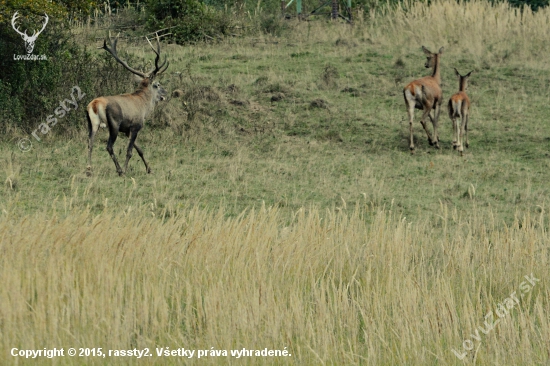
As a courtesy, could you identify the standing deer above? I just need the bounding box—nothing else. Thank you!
[86,33,168,176]
[448,68,473,156]
[403,46,444,153]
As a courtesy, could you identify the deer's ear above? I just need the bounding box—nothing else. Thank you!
[454,68,460,77]
[132,74,143,84]
[438,47,444,54]
[421,46,432,55]
[465,70,473,77]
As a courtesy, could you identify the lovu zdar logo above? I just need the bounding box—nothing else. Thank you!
[11,12,48,60]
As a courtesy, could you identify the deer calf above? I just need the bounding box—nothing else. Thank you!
[403,46,444,153]
[448,68,473,156]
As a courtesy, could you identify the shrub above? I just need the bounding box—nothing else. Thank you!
[145,0,233,43]
[258,13,288,36]
[507,0,549,10]
[0,15,135,134]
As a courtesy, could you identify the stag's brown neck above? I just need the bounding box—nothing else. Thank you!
[133,80,154,107]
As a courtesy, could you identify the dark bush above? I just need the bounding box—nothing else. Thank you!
[145,0,233,43]
[0,22,136,135]
[506,0,548,10]
[0,19,88,131]
[258,13,289,36]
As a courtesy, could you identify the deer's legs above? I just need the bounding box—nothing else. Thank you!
[88,133,95,170]
[458,114,467,156]
[87,130,97,176]
[86,112,100,176]
[419,106,435,147]
[106,131,123,176]
[432,103,441,149]
[455,116,463,154]
[427,111,439,147]
[87,133,96,177]
[123,128,140,174]
[406,100,416,153]
[133,142,151,174]
[451,116,458,149]
[464,114,469,148]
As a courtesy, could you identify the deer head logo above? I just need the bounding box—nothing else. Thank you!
[11,12,49,54]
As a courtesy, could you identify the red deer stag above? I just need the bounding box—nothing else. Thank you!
[86,33,168,176]
[403,46,444,153]
[448,68,473,156]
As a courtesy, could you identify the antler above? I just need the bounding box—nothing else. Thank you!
[11,12,28,38]
[101,32,169,79]
[100,32,148,79]
[145,33,169,78]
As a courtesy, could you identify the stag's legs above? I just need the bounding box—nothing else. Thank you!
[106,130,124,176]
[133,142,152,174]
[87,132,95,176]
[123,128,141,174]
[88,133,95,170]
[86,112,99,176]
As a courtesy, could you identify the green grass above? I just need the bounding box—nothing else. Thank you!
[2,1,550,364]
[4,17,550,223]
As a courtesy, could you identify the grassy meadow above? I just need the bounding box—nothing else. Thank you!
[1,0,550,364]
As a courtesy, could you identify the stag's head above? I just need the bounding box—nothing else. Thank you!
[422,46,444,69]
[101,32,170,102]
[153,81,168,102]
[138,79,168,103]
[11,12,49,54]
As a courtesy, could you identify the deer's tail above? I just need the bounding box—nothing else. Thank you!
[449,99,462,119]
[86,98,108,137]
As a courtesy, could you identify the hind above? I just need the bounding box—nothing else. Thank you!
[447,69,473,155]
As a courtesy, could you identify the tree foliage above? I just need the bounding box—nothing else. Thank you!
[0,0,126,131]
[0,0,96,23]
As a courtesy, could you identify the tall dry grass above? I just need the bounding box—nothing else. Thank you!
[286,0,550,64]
[3,0,550,364]
[385,0,550,65]
[1,202,548,364]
